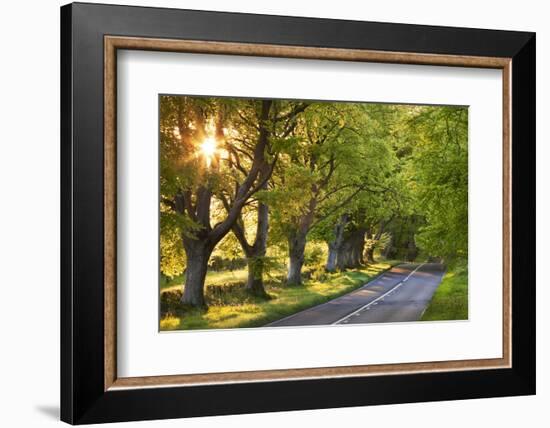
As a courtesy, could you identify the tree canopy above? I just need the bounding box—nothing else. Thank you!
[159,95,468,307]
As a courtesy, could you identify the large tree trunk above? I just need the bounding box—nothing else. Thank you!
[287,229,307,285]
[353,229,366,266]
[241,201,269,296]
[326,214,349,272]
[286,192,316,285]
[247,201,269,295]
[231,160,271,297]
[180,239,212,307]
[338,209,366,269]
[336,239,351,271]
[325,248,338,273]
[169,100,283,309]
[246,256,265,295]
[337,228,366,270]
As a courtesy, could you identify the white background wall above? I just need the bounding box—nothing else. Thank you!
[0,0,546,426]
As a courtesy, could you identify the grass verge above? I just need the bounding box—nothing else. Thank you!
[161,269,251,293]
[420,262,468,321]
[160,261,399,331]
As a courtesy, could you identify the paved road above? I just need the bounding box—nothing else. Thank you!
[267,263,445,327]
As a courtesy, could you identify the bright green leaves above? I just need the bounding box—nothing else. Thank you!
[159,94,469,278]
[406,106,468,260]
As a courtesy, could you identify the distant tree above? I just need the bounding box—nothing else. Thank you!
[317,105,404,271]
[405,106,468,261]
[268,103,392,284]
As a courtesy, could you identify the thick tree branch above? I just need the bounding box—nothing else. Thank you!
[208,100,273,245]
[310,184,388,230]
[275,103,309,122]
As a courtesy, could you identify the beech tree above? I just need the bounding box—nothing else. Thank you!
[222,100,308,296]
[268,103,392,284]
[323,197,397,271]
[396,105,468,261]
[160,96,307,306]
[159,96,468,313]
[319,105,404,272]
[160,97,275,306]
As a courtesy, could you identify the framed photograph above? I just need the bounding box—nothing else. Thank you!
[60,2,535,424]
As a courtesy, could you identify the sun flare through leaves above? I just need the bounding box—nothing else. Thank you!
[200,137,217,167]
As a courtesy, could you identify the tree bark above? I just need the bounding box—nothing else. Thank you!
[286,187,317,285]
[287,229,308,285]
[336,227,366,270]
[349,230,366,267]
[174,101,277,308]
[246,256,265,295]
[248,201,269,295]
[180,239,212,307]
[231,149,271,296]
[233,200,270,297]
[326,214,349,272]
[336,239,351,271]
[326,246,338,272]
[178,185,213,307]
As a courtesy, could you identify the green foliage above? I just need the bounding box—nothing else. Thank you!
[159,224,186,278]
[303,241,326,267]
[159,209,184,278]
[407,107,468,259]
[246,255,281,280]
[212,229,242,262]
[267,102,397,248]
[159,200,203,277]
[421,261,468,320]
[365,231,392,253]
[159,94,469,321]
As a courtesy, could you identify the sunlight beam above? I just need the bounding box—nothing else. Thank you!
[200,137,217,167]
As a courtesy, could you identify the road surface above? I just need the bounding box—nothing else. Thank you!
[267,263,445,327]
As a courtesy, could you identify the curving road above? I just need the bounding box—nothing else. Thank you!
[267,263,445,327]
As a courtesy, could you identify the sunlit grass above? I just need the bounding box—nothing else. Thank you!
[160,261,399,331]
[420,262,468,321]
[159,316,180,330]
[161,270,249,293]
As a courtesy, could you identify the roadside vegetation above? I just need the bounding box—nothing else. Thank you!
[159,95,468,330]
[161,259,399,330]
[421,262,468,321]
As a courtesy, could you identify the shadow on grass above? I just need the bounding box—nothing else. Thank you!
[160,261,397,331]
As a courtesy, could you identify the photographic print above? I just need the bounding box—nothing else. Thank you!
[159,95,468,331]
[62,6,534,422]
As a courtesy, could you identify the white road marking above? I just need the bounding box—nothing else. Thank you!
[265,264,398,327]
[332,263,426,325]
